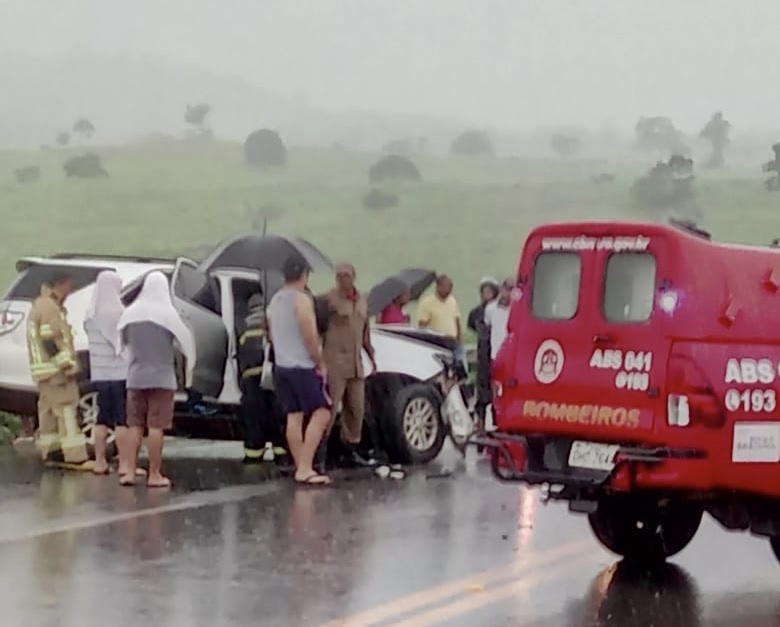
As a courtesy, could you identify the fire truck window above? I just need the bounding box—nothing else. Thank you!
[532,253,581,320]
[603,253,656,322]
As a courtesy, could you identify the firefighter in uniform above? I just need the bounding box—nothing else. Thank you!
[237,293,287,464]
[27,272,90,468]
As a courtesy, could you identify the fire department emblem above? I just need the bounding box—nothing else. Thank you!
[534,339,564,384]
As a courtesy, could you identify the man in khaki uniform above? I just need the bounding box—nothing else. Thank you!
[321,263,377,467]
[27,272,90,468]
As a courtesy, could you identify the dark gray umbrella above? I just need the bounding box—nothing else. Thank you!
[197,234,333,274]
[368,268,436,316]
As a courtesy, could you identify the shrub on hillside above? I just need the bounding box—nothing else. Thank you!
[632,154,695,210]
[244,129,288,167]
[450,130,494,157]
[550,133,581,158]
[63,153,109,179]
[368,154,421,184]
[362,188,399,210]
[14,166,41,183]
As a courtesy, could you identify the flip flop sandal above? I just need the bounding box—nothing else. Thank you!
[92,467,111,476]
[389,469,406,480]
[147,478,172,488]
[119,477,136,487]
[295,474,331,487]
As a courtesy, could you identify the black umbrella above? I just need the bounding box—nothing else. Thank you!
[368,268,436,316]
[197,234,333,274]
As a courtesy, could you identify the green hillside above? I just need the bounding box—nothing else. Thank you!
[0,139,777,312]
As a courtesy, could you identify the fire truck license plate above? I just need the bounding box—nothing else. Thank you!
[568,441,619,471]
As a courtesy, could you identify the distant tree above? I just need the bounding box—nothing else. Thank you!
[56,132,70,147]
[550,134,582,158]
[763,142,780,191]
[632,154,695,213]
[450,130,494,157]
[185,103,211,135]
[362,188,399,210]
[368,154,421,184]
[73,118,95,139]
[244,129,288,167]
[14,166,41,184]
[63,153,108,179]
[699,111,731,169]
[635,117,685,154]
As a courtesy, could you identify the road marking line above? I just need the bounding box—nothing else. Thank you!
[319,539,594,627]
[0,482,280,545]
[386,553,597,627]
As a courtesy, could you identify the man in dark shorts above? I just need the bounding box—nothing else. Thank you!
[267,258,332,486]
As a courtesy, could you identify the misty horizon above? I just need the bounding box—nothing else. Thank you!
[1,0,780,145]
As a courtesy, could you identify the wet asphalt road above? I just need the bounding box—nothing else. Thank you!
[1,441,780,627]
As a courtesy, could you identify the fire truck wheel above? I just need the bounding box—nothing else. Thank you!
[588,498,703,562]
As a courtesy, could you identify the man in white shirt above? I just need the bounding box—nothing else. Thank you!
[484,279,513,360]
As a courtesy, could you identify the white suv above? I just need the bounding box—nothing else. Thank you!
[0,254,472,463]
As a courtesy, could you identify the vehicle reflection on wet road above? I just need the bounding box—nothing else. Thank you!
[1,440,779,626]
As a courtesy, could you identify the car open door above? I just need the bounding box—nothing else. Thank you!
[171,257,228,399]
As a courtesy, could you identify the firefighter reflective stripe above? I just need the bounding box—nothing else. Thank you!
[244,447,263,459]
[273,446,287,456]
[239,329,265,345]
[242,366,262,379]
[38,323,55,339]
[53,350,76,369]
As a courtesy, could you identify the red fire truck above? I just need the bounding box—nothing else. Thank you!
[485,220,780,563]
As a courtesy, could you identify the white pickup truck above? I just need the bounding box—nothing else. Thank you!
[0,253,472,463]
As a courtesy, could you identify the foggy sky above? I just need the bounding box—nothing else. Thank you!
[1,0,777,131]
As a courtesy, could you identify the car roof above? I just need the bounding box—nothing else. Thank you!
[15,255,175,283]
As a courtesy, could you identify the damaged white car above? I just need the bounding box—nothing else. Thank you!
[0,247,473,464]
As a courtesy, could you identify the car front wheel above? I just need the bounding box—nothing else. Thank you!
[382,383,445,465]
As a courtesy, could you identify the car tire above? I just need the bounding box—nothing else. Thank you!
[588,497,703,563]
[382,383,445,465]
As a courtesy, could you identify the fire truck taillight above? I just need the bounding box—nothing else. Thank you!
[667,354,726,428]
[667,394,691,426]
[658,290,679,314]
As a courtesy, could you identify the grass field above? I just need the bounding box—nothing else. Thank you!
[0,138,777,316]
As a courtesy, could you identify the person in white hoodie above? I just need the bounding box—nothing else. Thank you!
[117,271,195,488]
[83,270,136,476]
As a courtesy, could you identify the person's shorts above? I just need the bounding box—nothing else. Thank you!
[126,388,175,430]
[94,380,127,427]
[273,366,331,416]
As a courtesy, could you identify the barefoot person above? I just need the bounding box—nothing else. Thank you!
[117,271,195,488]
[83,270,142,477]
[267,258,332,486]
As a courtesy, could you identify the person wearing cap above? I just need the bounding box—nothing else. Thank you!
[320,262,377,468]
[467,277,500,430]
[484,279,513,361]
[236,292,288,465]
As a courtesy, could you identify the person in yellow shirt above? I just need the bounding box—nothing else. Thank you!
[417,275,465,366]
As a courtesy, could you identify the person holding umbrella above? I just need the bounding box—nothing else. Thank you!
[378,290,410,324]
[467,277,499,431]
